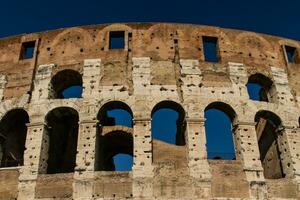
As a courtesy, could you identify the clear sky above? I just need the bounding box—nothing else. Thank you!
[3,0,296,170]
[1,0,300,41]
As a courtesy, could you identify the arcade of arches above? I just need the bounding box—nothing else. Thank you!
[0,100,292,180]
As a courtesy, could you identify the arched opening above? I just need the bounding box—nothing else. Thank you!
[50,69,83,99]
[95,131,133,171]
[97,101,133,127]
[45,107,79,174]
[95,101,133,171]
[246,73,274,102]
[0,109,29,167]
[255,110,285,179]
[204,102,236,160]
[151,100,186,163]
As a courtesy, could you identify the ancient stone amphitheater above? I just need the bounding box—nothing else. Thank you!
[0,22,300,200]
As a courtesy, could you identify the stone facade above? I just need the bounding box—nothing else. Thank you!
[0,23,299,199]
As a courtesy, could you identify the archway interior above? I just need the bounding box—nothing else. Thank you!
[255,111,284,179]
[96,101,133,171]
[151,101,187,164]
[50,70,83,99]
[204,102,236,160]
[0,109,29,167]
[95,131,133,171]
[246,73,273,102]
[46,107,79,174]
[151,101,186,146]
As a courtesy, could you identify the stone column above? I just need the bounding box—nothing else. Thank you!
[185,117,211,198]
[271,67,295,105]
[280,127,300,180]
[228,62,249,99]
[233,121,266,199]
[73,119,97,200]
[186,117,211,180]
[132,118,153,199]
[18,122,47,200]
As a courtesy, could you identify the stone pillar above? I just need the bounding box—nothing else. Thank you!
[18,122,47,200]
[280,127,300,179]
[271,66,295,105]
[73,119,97,200]
[228,62,249,99]
[233,121,266,199]
[31,64,55,102]
[186,118,211,198]
[186,117,211,181]
[132,118,153,199]
[82,59,101,99]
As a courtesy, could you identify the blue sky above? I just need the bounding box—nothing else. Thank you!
[2,0,297,170]
[1,0,300,41]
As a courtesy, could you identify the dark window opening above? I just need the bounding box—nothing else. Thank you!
[95,131,133,171]
[204,102,236,160]
[20,41,35,59]
[0,109,29,168]
[151,101,186,163]
[255,110,284,179]
[50,70,83,99]
[45,107,79,174]
[109,31,125,49]
[202,36,219,62]
[284,45,297,63]
[246,73,273,102]
[95,101,133,171]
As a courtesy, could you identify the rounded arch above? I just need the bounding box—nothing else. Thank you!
[44,106,79,174]
[97,101,133,127]
[204,101,236,160]
[51,27,93,47]
[151,100,186,146]
[50,69,83,99]
[45,106,79,124]
[255,110,282,127]
[0,108,29,167]
[235,32,273,51]
[151,100,186,122]
[247,73,274,102]
[204,101,237,122]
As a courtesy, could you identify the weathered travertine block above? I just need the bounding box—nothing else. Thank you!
[31,64,55,101]
[0,75,7,101]
[132,118,153,178]
[83,59,101,98]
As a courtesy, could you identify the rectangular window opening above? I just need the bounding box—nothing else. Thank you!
[20,41,36,60]
[284,45,297,63]
[202,36,219,62]
[109,31,125,49]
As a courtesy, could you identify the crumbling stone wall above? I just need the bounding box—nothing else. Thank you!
[0,23,299,199]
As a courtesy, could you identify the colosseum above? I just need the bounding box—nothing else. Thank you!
[0,22,300,200]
